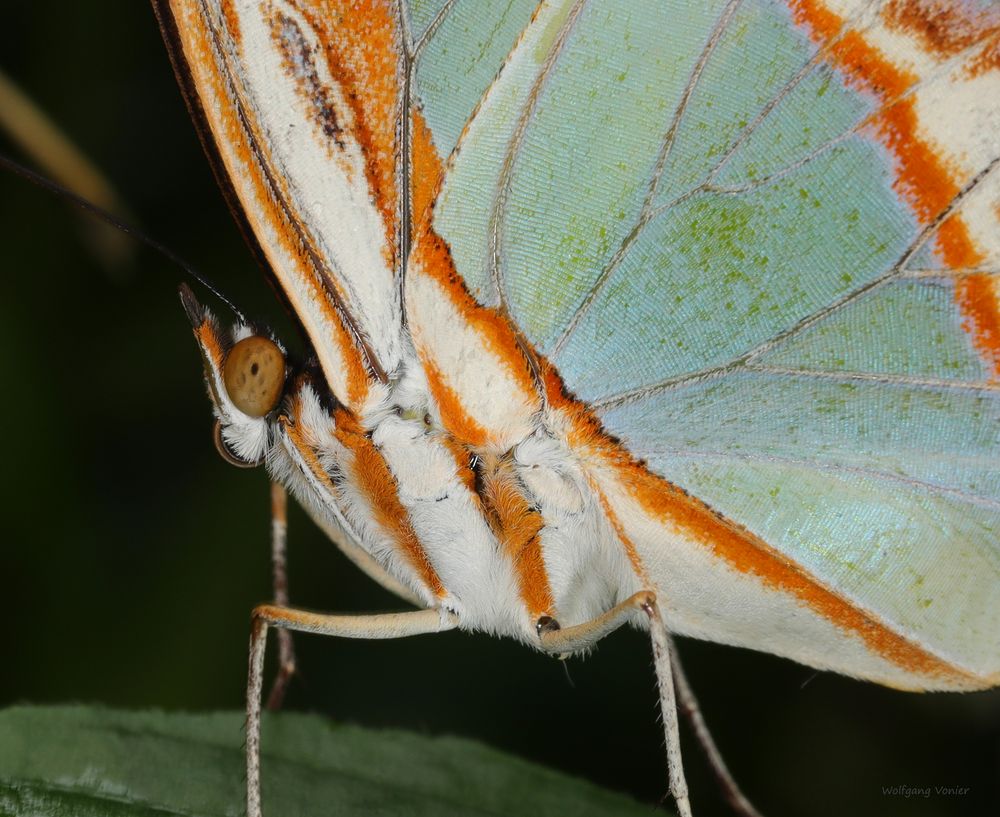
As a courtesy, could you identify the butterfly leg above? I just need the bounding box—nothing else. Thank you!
[246,604,459,817]
[672,650,763,817]
[264,482,295,710]
[538,591,693,817]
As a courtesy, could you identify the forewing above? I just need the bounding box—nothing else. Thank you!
[155,0,420,411]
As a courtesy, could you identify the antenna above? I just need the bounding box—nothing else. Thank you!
[0,153,247,323]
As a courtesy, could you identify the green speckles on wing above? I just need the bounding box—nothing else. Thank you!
[555,137,913,400]
[415,0,539,161]
[758,279,993,380]
[604,370,1000,500]
[433,0,731,339]
[417,0,1000,680]
[716,60,872,187]
[653,0,817,205]
[502,1,730,352]
[651,455,1000,674]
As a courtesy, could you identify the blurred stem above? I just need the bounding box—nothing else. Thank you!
[0,67,134,272]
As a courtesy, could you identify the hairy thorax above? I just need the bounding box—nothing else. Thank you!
[262,351,638,644]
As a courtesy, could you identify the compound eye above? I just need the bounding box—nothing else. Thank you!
[222,336,285,417]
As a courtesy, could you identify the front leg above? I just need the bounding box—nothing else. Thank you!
[246,604,458,817]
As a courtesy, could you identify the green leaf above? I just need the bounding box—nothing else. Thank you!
[0,706,658,816]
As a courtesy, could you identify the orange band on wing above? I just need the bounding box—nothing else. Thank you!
[787,0,1000,377]
[281,1,447,260]
[290,0,400,262]
[220,0,242,47]
[884,0,1000,77]
[413,228,539,395]
[544,365,973,684]
[423,358,492,448]
[411,110,446,231]
[787,0,840,39]
[410,225,541,446]
[957,273,1000,377]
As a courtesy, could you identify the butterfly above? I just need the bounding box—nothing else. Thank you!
[1,4,995,812]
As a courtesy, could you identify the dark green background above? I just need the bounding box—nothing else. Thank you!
[1,3,998,816]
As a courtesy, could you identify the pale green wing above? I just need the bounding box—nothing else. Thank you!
[413,0,1000,682]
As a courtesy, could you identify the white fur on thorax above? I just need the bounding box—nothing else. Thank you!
[203,314,646,645]
[226,343,646,645]
[359,372,651,638]
[277,385,441,609]
[511,429,640,626]
[371,413,528,639]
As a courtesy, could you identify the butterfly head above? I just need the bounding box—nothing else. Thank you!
[179,284,288,468]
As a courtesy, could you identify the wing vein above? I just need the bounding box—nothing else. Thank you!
[705,2,878,185]
[550,0,744,359]
[594,157,1000,408]
[488,0,587,315]
[744,364,1000,392]
[645,0,744,203]
[397,0,415,58]
[200,0,388,381]
[633,448,1000,512]
[902,267,1000,280]
[412,0,463,63]
[396,0,414,301]
[703,33,995,199]
[740,158,1000,364]
[703,131,855,196]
